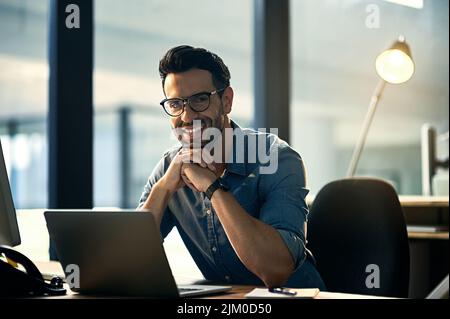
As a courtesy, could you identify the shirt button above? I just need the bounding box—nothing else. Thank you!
[206,209,211,215]
[211,246,217,253]
[225,275,231,282]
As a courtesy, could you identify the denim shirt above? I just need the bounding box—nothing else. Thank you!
[138,121,325,289]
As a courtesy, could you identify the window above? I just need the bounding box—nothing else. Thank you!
[290,0,449,195]
[94,0,253,208]
[94,0,254,277]
[0,0,49,208]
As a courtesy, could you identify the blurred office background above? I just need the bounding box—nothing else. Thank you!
[0,0,448,210]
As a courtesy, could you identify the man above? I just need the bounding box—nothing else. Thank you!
[138,45,325,289]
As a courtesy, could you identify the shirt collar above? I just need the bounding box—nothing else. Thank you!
[225,120,247,176]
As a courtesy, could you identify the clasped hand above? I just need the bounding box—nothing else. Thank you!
[181,148,219,193]
[159,148,219,194]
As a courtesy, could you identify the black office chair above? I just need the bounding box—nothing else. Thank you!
[307,178,410,298]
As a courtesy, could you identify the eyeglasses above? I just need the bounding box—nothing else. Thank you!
[160,88,226,117]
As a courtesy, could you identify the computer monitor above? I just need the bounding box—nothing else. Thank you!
[421,124,449,195]
[0,138,21,246]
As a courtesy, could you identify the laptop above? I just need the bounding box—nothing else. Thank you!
[426,275,449,299]
[44,210,231,298]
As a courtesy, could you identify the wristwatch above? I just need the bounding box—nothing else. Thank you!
[204,178,229,200]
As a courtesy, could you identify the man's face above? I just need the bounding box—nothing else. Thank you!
[163,68,233,147]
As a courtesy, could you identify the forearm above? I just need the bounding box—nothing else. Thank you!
[211,190,295,287]
[140,181,172,229]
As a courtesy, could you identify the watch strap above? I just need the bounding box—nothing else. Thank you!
[205,179,228,200]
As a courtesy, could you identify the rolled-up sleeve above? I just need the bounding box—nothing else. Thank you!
[258,147,309,270]
[137,154,175,240]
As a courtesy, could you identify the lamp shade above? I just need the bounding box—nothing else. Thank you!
[375,36,415,84]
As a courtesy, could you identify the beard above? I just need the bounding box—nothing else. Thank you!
[173,103,225,149]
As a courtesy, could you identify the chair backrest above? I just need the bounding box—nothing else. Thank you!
[307,178,410,298]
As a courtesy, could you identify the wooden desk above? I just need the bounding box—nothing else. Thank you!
[398,196,449,208]
[305,195,449,206]
[397,197,448,298]
[21,196,449,299]
[400,196,448,239]
[204,285,395,299]
[304,195,448,298]
[408,231,449,240]
[305,195,449,240]
[34,262,394,299]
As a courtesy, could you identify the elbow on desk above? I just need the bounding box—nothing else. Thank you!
[259,269,293,289]
[254,262,294,288]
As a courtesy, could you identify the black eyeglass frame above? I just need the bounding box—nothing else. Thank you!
[160,87,227,117]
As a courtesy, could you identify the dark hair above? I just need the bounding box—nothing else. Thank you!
[159,45,231,94]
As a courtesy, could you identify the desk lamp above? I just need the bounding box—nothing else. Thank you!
[347,36,415,177]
